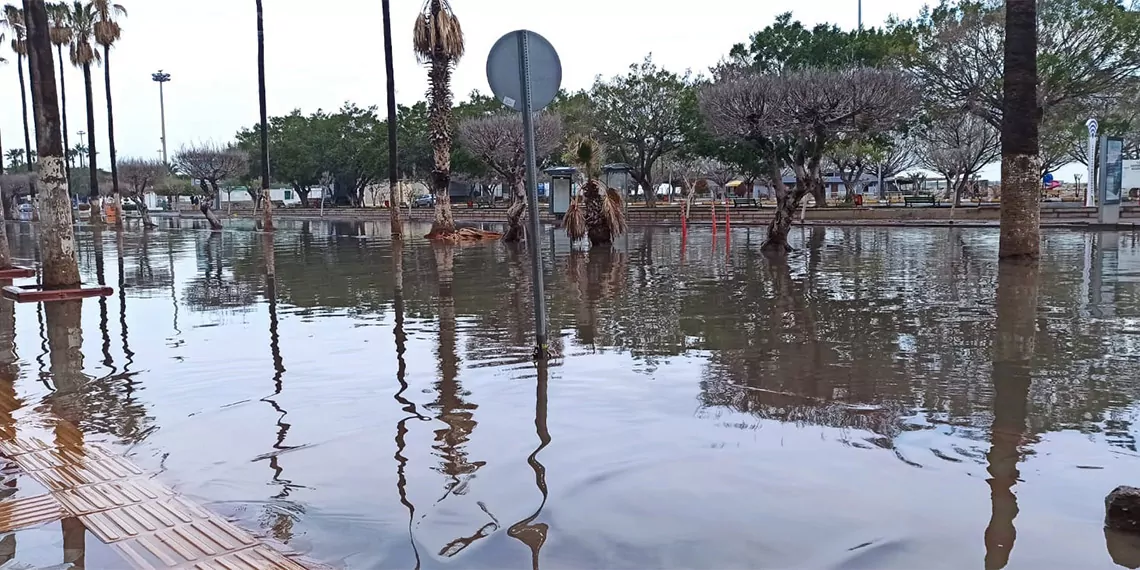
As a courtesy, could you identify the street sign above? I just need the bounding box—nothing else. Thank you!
[486,30,562,112]
[485,30,563,359]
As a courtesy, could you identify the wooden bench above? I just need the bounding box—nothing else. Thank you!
[475,197,495,208]
[903,195,938,207]
[732,198,759,208]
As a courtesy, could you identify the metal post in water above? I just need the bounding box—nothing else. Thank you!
[517,30,549,359]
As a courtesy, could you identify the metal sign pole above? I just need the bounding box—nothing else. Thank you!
[517,30,549,358]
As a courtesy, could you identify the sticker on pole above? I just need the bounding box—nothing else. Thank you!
[486,30,562,113]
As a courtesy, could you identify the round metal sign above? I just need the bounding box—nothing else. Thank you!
[486,30,562,112]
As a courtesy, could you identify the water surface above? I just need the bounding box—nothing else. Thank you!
[2,220,1140,569]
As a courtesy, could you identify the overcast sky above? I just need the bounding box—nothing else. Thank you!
[2,0,1076,181]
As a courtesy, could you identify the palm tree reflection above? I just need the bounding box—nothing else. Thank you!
[256,234,303,542]
[984,260,1038,569]
[429,243,491,557]
[391,238,427,569]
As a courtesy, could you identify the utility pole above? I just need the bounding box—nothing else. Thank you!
[858,0,863,30]
[151,70,170,164]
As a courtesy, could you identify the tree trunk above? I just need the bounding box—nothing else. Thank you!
[502,177,526,243]
[81,62,100,223]
[55,44,70,183]
[425,23,456,238]
[382,0,402,238]
[200,180,223,230]
[17,54,33,172]
[0,196,10,269]
[296,185,309,207]
[133,197,156,228]
[763,166,800,253]
[103,45,121,229]
[999,0,1041,259]
[24,0,80,288]
[641,172,656,208]
[255,0,274,232]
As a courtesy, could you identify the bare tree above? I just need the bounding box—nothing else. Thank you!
[457,112,562,242]
[118,157,167,228]
[172,143,249,230]
[866,134,919,195]
[918,112,1000,207]
[700,68,917,251]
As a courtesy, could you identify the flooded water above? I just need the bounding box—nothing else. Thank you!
[2,220,1140,569]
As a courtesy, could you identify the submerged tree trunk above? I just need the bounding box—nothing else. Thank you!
[133,197,156,228]
[382,0,403,239]
[199,180,223,230]
[17,54,33,172]
[103,45,121,229]
[255,0,274,232]
[426,38,456,238]
[762,167,802,252]
[998,0,1041,259]
[81,62,100,225]
[25,0,81,288]
[0,200,10,269]
[583,180,611,247]
[502,177,526,243]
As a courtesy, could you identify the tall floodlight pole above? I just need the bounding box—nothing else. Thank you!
[152,70,171,164]
[858,0,863,30]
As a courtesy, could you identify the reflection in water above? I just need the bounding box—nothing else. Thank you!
[430,243,493,558]
[507,361,551,570]
[94,229,115,371]
[391,238,426,569]
[44,301,88,568]
[985,261,1038,569]
[1,223,1138,569]
[257,233,303,542]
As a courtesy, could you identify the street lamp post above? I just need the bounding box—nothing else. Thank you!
[76,131,86,168]
[152,70,171,164]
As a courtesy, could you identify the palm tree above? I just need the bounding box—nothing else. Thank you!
[1,4,33,172]
[91,0,126,227]
[68,1,100,217]
[413,0,463,238]
[382,0,402,238]
[255,0,273,231]
[47,2,72,182]
[998,0,1040,259]
[0,31,5,176]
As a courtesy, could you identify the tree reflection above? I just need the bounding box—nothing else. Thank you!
[428,243,491,557]
[391,238,427,569]
[184,233,259,313]
[984,260,1039,569]
[255,233,304,543]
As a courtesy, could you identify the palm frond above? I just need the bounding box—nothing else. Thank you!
[413,0,464,63]
[563,134,603,180]
[563,197,586,241]
[602,186,627,236]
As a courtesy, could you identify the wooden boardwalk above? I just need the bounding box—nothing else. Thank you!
[0,428,320,569]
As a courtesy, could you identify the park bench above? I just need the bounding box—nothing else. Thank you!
[903,195,938,207]
[475,196,495,208]
[732,198,759,208]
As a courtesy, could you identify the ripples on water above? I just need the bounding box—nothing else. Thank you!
[2,220,1140,569]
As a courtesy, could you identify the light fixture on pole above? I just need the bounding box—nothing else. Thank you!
[152,70,172,164]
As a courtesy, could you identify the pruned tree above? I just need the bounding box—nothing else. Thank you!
[917,112,1000,207]
[591,55,693,207]
[172,143,249,230]
[700,68,917,251]
[866,133,919,188]
[118,157,167,228]
[457,112,563,242]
